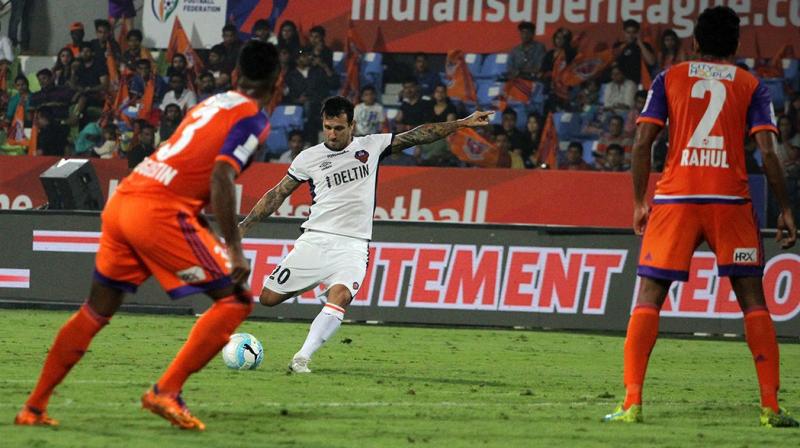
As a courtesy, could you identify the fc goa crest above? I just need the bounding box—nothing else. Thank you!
[354,150,369,164]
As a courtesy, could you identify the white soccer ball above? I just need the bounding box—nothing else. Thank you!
[222,333,264,370]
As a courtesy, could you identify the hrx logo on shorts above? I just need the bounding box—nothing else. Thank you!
[733,248,757,264]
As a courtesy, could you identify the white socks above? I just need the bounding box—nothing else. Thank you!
[297,303,345,360]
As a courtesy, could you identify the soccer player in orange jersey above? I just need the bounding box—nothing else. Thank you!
[15,41,280,431]
[603,7,798,427]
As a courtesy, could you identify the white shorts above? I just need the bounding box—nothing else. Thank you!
[263,230,369,298]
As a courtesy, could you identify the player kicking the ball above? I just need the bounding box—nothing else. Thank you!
[15,41,279,430]
[239,96,491,373]
[603,7,798,427]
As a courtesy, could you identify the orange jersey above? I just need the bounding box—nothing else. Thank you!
[117,90,270,212]
[637,61,777,204]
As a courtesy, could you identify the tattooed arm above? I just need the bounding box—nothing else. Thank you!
[390,110,493,153]
[238,175,303,236]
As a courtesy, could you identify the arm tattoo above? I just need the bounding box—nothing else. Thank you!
[391,121,461,152]
[239,176,302,232]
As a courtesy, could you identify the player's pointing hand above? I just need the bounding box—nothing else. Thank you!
[458,111,493,128]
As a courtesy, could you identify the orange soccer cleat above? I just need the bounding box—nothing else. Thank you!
[141,386,206,431]
[14,406,59,427]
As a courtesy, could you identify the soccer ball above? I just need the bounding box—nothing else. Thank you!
[222,333,264,370]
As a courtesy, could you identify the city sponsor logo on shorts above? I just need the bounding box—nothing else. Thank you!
[733,248,758,264]
[680,148,730,168]
[354,150,369,164]
[327,150,349,158]
[688,62,736,81]
[176,266,207,283]
[325,165,370,188]
[319,161,333,171]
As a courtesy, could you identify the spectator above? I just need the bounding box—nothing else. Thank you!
[778,115,800,163]
[520,112,542,168]
[93,124,119,159]
[493,108,526,153]
[507,21,546,80]
[196,71,217,102]
[33,107,66,156]
[166,53,190,82]
[541,27,576,80]
[206,45,227,77]
[787,93,800,131]
[53,48,75,86]
[8,0,32,51]
[251,19,277,45]
[559,141,593,170]
[65,22,86,57]
[130,58,167,104]
[159,103,182,142]
[70,43,109,123]
[0,23,14,63]
[595,115,633,167]
[5,75,30,125]
[490,131,513,168]
[160,74,197,112]
[109,0,136,32]
[89,19,121,65]
[396,78,434,131]
[431,84,457,123]
[624,90,648,138]
[612,19,655,85]
[216,24,243,74]
[126,123,156,168]
[277,21,301,62]
[75,121,102,156]
[278,46,294,72]
[122,29,152,75]
[285,48,339,142]
[305,25,333,71]
[602,65,637,114]
[598,144,629,172]
[658,29,687,70]
[413,54,439,97]
[31,68,73,125]
[273,130,305,163]
[353,85,385,136]
[382,149,417,166]
[784,145,800,220]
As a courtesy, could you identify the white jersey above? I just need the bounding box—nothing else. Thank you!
[287,133,393,240]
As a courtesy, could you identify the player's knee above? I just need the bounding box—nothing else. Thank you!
[327,285,353,308]
[259,288,284,307]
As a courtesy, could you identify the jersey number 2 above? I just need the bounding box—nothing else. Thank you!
[688,79,726,150]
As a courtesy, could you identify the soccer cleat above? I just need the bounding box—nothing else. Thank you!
[602,403,643,423]
[288,353,311,373]
[760,407,800,428]
[141,386,206,431]
[14,406,59,427]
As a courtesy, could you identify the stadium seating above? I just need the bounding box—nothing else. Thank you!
[265,127,288,155]
[552,112,583,141]
[464,53,483,78]
[385,107,400,132]
[581,140,599,164]
[762,78,785,112]
[477,53,508,80]
[361,52,383,92]
[476,81,503,108]
[269,105,304,131]
[783,58,800,90]
[332,51,345,74]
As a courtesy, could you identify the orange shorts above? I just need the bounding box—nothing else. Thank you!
[94,191,235,299]
[638,202,763,281]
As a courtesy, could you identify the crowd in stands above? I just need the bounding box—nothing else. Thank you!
[0,8,798,217]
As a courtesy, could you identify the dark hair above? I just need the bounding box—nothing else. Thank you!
[14,74,28,84]
[78,42,93,52]
[635,90,648,100]
[567,141,583,152]
[360,85,376,95]
[164,103,182,113]
[278,20,300,50]
[517,21,535,33]
[37,68,53,78]
[527,111,542,121]
[210,45,226,56]
[414,53,427,60]
[237,40,280,86]
[199,71,215,81]
[139,122,155,132]
[172,53,187,63]
[222,24,238,34]
[502,108,517,118]
[94,19,111,31]
[136,58,151,68]
[288,129,304,140]
[102,124,118,134]
[402,77,419,86]
[169,74,185,83]
[694,6,740,58]
[606,143,624,154]
[622,19,640,31]
[126,29,143,42]
[253,19,270,32]
[659,29,680,55]
[609,115,624,125]
[321,96,355,123]
[309,25,326,37]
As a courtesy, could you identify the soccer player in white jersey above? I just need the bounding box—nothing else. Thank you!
[239,96,491,372]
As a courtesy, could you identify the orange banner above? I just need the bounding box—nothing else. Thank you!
[444,50,477,104]
[165,17,205,75]
[448,128,499,167]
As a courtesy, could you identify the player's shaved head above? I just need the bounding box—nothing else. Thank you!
[694,6,740,58]
[236,40,280,96]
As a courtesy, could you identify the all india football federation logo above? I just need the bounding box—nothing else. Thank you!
[354,150,369,164]
[152,0,179,22]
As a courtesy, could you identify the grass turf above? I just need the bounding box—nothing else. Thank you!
[0,309,798,447]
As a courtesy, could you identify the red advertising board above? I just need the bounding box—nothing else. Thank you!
[253,0,799,57]
[0,155,656,228]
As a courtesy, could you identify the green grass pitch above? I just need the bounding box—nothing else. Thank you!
[0,309,798,447]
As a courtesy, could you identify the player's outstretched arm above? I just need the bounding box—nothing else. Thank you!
[755,131,797,249]
[211,162,250,285]
[238,175,303,236]
[390,110,493,153]
[630,122,662,235]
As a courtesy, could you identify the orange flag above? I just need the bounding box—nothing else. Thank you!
[106,49,120,91]
[0,65,7,91]
[537,112,559,169]
[6,99,27,146]
[27,112,38,155]
[138,75,155,122]
[448,128,500,168]
[340,23,366,104]
[559,48,614,88]
[118,20,129,54]
[166,17,205,75]
[445,50,477,103]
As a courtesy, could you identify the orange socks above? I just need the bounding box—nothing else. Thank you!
[26,303,110,411]
[623,304,660,409]
[744,307,780,412]
[157,296,253,395]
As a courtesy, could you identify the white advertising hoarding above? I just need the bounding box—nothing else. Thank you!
[143,0,227,49]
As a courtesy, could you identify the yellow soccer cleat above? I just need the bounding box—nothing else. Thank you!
[141,386,206,431]
[602,403,643,423]
[760,407,800,428]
